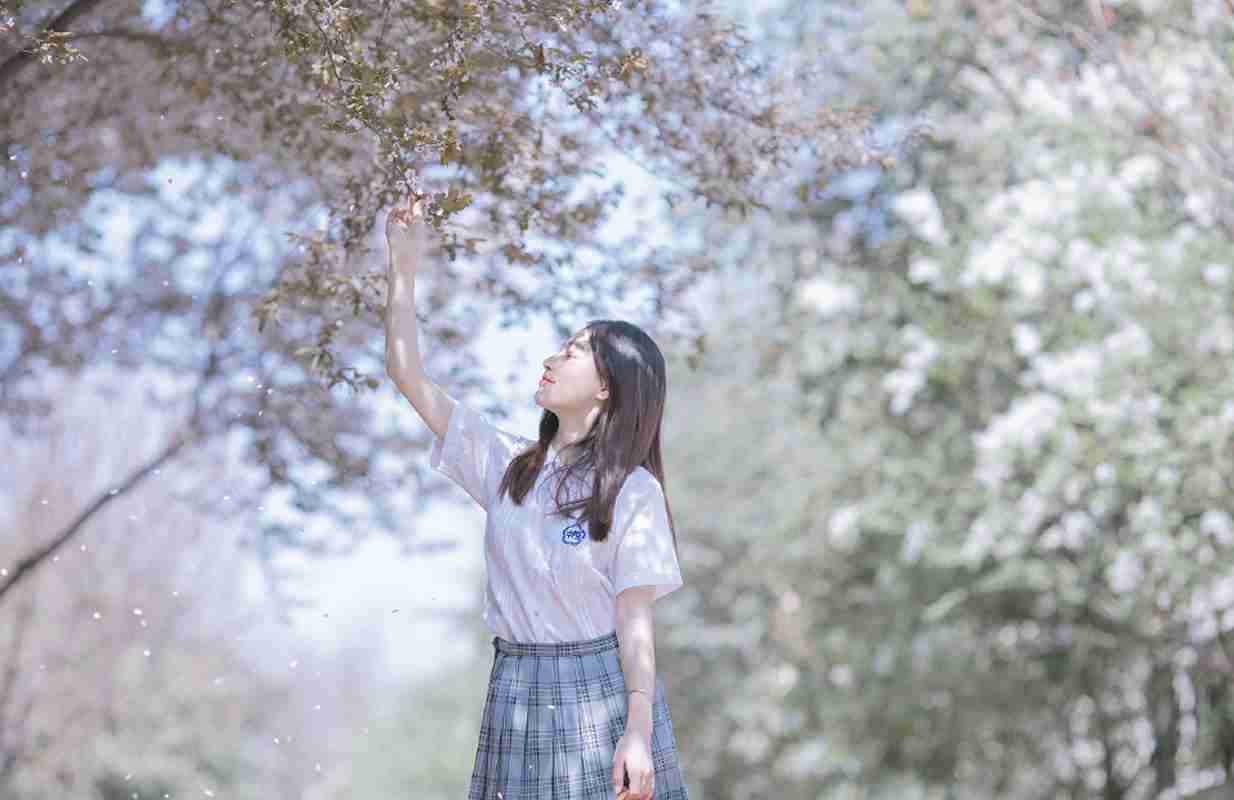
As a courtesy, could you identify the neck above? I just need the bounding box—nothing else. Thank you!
[549,431,589,466]
[551,412,596,457]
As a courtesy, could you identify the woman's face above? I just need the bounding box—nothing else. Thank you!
[536,329,607,412]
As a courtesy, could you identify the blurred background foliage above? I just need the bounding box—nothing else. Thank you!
[656,1,1234,798]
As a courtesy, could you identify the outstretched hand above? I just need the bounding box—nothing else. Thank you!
[385,192,426,249]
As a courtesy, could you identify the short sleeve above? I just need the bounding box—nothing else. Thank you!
[610,470,684,602]
[429,393,529,512]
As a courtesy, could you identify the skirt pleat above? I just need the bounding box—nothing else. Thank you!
[512,652,534,795]
[467,630,690,800]
[576,650,611,798]
[550,653,578,800]
[530,653,554,795]
[477,653,502,797]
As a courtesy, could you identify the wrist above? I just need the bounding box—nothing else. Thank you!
[626,690,652,714]
[625,702,652,736]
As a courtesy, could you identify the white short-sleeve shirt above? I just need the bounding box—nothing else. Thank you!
[429,392,684,643]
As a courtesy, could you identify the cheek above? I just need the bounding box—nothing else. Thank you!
[566,371,597,394]
[559,365,601,395]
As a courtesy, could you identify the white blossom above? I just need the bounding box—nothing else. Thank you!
[973,392,1064,488]
[827,504,862,552]
[1107,551,1143,594]
[1029,345,1103,399]
[1012,323,1042,357]
[795,276,860,318]
[890,187,949,247]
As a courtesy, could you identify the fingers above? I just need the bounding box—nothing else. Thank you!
[612,758,624,797]
[618,769,651,800]
[637,770,654,800]
[390,198,417,227]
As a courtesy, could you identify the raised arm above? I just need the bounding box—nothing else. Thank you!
[383,195,453,441]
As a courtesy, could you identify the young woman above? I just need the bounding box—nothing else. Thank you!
[383,194,689,800]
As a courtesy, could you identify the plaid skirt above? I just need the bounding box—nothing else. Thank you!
[468,629,689,800]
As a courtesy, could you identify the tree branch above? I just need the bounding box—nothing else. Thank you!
[0,425,197,606]
[0,0,109,89]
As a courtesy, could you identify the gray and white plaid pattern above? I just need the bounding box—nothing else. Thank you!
[468,630,690,800]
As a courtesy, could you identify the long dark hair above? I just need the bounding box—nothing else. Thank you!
[495,319,677,550]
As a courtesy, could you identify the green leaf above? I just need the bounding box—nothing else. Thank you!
[921,588,968,623]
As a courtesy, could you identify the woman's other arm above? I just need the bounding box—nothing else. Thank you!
[383,195,453,441]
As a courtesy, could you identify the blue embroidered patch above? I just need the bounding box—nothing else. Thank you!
[561,520,586,546]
